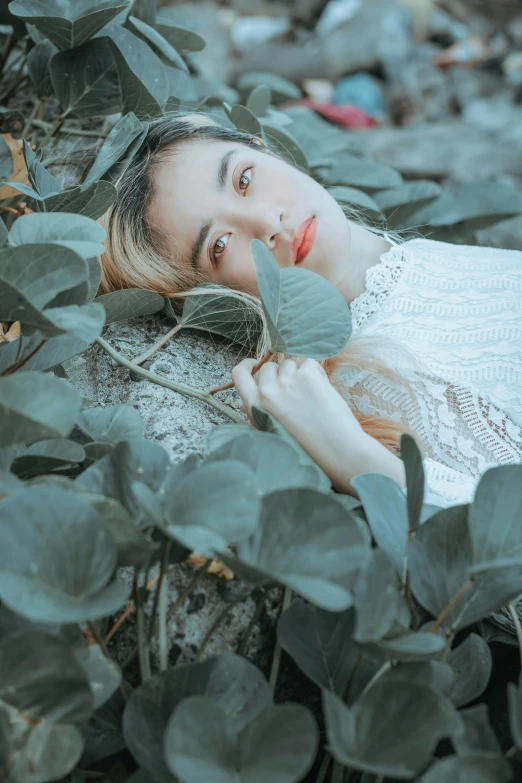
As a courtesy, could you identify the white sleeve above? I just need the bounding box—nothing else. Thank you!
[405,457,479,509]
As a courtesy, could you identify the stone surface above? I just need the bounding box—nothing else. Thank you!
[74,316,291,679]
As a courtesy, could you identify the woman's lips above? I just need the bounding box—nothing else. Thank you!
[293,216,317,264]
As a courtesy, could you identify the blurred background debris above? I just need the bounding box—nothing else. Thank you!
[152,0,522,246]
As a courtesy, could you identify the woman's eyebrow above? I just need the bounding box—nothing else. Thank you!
[190,149,239,270]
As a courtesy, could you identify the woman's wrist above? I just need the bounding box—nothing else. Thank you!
[323,428,407,498]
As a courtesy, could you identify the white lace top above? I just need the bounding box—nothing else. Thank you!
[340,237,522,508]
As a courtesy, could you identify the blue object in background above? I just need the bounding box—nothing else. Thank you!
[333,72,388,117]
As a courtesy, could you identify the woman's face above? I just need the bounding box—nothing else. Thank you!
[148,138,355,297]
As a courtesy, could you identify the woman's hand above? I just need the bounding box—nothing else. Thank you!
[231,357,405,496]
[232,357,406,496]
[232,357,362,438]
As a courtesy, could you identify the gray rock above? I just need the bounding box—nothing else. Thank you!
[74,317,288,675]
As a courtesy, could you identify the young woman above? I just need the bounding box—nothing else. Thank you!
[98,111,522,511]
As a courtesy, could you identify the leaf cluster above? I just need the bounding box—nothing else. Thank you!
[0,3,522,781]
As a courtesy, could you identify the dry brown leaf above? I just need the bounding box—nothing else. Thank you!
[0,133,31,201]
[187,552,235,581]
[0,321,21,342]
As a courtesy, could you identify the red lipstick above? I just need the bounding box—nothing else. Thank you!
[292,216,317,264]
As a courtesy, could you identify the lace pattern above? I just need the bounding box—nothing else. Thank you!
[342,237,522,508]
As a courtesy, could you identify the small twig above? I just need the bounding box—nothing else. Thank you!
[508,601,522,670]
[30,118,110,139]
[268,587,293,692]
[208,350,274,395]
[429,578,474,634]
[195,587,253,663]
[132,322,184,366]
[505,744,518,758]
[97,336,244,423]
[0,339,46,376]
[105,571,161,645]
[0,73,29,104]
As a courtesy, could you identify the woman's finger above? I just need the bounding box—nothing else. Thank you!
[232,358,259,401]
[258,361,279,384]
[279,358,297,381]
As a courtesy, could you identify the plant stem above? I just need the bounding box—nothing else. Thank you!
[508,602,522,670]
[0,73,29,103]
[96,336,244,423]
[167,558,213,620]
[136,574,152,682]
[105,571,161,644]
[208,350,274,395]
[148,543,172,641]
[0,339,46,376]
[359,661,392,699]
[238,589,265,656]
[21,100,42,138]
[505,744,518,758]
[315,751,332,783]
[158,570,168,672]
[132,322,184,366]
[37,115,65,151]
[30,118,110,139]
[268,586,292,692]
[429,578,474,634]
[195,587,253,663]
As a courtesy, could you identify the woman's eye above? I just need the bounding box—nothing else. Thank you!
[239,166,252,194]
[211,166,253,265]
[212,234,228,264]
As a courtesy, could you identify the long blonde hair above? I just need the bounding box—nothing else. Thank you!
[97,110,426,456]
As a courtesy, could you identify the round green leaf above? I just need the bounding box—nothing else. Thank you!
[96,288,164,323]
[237,72,301,103]
[180,285,262,350]
[75,643,122,710]
[123,653,272,783]
[44,180,117,218]
[103,23,168,119]
[226,104,262,136]
[375,181,442,226]
[11,438,85,479]
[246,84,271,117]
[322,153,402,192]
[324,680,462,778]
[27,39,57,98]
[165,697,318,783]
[162,459,260,556]
[469,464,522,571]
[420,753,512,782]
[447,633,492,708]
[77,403,144,445]
[204,430,329,495]
[128,16,188,72]
[0,371,82,448]
[84,112,145,185]
[351,473,408,576]
[8,0,132,51]
[8,211,106,256]
[77,439,170,524]
[224,488,370,611]
[260,122,308,171]
[251,239,352,359]
[0,133,13,182]
[0,485,129,623]
[277,601,378,699]
[49,38,121,118]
